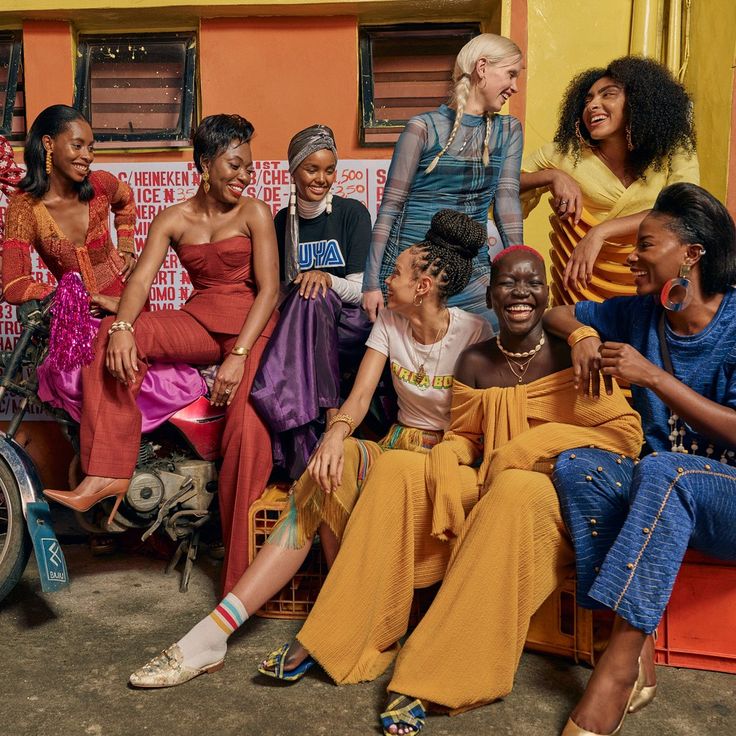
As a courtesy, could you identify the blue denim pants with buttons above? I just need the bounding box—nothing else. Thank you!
[553,449,736,634]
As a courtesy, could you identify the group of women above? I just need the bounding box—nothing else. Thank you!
[1,28,733,736]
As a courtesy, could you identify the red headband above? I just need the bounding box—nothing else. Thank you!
[492,244,545,265]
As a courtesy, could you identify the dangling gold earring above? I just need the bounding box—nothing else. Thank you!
[575,120,594,149]
[625,124,634,152]
[413,293,423,307]
[325,190,333,215]
[45,149,53,175]
[202,170,210,194]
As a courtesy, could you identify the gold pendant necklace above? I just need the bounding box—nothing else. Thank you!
[409,311,449,387]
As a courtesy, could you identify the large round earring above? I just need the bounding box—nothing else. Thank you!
[325,190,333,215]
[575,120,594,149]
[478,76,487,90]
[202,170,211,194]
[45,149,52,175]
[289,182,297,216]
[413,293,423,307]
[660,261,694,312]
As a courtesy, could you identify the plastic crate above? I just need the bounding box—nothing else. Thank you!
[248,484,326,619]
[655,550,736,673]
[525,576,613,666]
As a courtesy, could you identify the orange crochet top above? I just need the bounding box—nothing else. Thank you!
[1,170,135,304]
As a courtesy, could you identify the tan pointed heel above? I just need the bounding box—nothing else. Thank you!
[44,478,129,526]
[561,657,645,736]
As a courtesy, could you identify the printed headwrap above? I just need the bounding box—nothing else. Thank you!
[284,124,338,283]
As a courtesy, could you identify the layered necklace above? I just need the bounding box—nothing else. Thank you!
[408,310,450,389]
[496,333,545,384]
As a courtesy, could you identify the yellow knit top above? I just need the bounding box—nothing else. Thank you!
[426,368,643,540]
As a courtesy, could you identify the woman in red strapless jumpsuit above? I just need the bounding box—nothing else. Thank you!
[44,114,280,592]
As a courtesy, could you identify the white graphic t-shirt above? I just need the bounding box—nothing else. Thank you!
[365,307,493,431]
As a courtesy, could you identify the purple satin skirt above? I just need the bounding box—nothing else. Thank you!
[37,318,207,432]
[251,287,371,479]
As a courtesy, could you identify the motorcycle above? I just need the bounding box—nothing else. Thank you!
[0,296,225,603]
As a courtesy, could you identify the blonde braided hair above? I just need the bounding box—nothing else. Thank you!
[425,33,521,175]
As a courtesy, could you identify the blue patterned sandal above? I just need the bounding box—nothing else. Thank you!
[257,642,315,682]
[380,695,426,735]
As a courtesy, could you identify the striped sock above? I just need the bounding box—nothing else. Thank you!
[210,593,247,635]
[177,593,249,670]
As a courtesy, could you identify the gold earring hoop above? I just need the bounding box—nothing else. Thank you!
[575,120,594,149]
[45,149,53,175]
[413,293,423,307]
[202,170,210,194]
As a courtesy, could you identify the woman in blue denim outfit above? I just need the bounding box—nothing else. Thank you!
[545,183,736,736]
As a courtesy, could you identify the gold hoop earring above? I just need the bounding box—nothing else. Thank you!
[413,293,423,307]
[45,149,52,175]
[478,76,487,90]
[575,120,594,149]
[625,124,634,152]
[202,170,210,194]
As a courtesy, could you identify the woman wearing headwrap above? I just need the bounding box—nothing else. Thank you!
[251,125,373,479]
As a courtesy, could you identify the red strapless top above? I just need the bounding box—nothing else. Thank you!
[175,236,277,336]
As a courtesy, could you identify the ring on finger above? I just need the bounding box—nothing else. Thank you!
[224,388,232,394]
[560,200,568,206]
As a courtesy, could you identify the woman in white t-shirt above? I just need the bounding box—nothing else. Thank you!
[129,209,491,689]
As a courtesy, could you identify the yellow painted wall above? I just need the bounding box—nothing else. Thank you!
[522,0,635,252]
[685,0,736,203]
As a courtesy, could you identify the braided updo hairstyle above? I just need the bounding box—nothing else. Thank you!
[410,209,486,303]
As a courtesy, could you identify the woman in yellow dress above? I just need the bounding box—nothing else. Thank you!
[521,56,698,303]
[257,246,643,735]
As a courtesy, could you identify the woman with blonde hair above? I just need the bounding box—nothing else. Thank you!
[362,33,525,324]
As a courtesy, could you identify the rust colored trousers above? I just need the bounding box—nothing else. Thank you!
[80,310,273,592]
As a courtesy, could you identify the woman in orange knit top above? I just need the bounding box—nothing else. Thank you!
[1,105,204,428]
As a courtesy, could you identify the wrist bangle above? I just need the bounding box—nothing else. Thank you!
[328,413,356,437]
[230,346,250,357]
[567,326,600,348]
[108,321,134,335]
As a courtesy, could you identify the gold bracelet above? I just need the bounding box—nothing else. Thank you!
[107,321,135,335]
[230,346,250,357]
[567,326,600,348]
[328,413,356,436]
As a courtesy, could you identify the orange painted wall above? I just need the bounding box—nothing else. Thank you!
[21,20,75,126]
[200,16,393,160]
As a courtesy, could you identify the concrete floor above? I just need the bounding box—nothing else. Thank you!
[1,543,735,736]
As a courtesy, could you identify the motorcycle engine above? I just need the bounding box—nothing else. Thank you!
[126,460,216,514]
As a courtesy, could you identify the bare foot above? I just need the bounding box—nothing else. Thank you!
[260,640,309,673]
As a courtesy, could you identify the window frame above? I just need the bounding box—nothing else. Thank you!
[358,22,480,147]
[0,30,23,141]
[73,31,197,145]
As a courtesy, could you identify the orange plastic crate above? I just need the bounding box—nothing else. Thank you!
[655,550,736,673]
[525,576,612,666]
[248,485,326,620]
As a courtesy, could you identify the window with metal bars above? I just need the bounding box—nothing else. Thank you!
[359,23,479,146]
[74,32,196,146]
[0,31,25,141]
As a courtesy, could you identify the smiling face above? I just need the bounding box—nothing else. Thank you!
[203,140,254,203]
[44,119,95,184]
[628,212,697,296]
[582,76,627,142]
[489,251,548,338]
[293,149,337,202]
[385,248,432,314]
[476,56,523,113]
